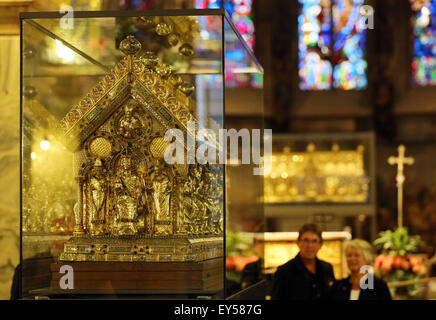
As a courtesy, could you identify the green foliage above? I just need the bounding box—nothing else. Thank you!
[226,270,242,284]
[226,231,256,287]
[373,227,424,256]
[373,228,426,299]
[226,230,254,256]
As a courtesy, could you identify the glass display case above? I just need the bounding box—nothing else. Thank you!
[20,9,264,299]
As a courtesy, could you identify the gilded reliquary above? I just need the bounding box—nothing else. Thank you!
[56,35,223,263]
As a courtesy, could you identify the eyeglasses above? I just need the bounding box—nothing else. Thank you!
[300,239,321,245]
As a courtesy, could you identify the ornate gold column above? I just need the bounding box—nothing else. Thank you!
[73,176,85,235]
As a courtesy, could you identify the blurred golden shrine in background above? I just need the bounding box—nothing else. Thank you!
[264,143,369,203]
[255,232,351,279]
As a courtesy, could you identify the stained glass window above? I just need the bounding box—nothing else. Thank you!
[332,0,367,89]
[196,0,255,49]
[120,0,152,10]
[223,0,255,51]
[298,0,333,90]
[195,0,221,9]
[195,0,261,87]
[410,0,436,86]
[298,0,368,90]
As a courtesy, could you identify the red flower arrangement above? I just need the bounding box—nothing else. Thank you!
[373,227,427,298]
[374,253,423,277]
[226,255,259,272]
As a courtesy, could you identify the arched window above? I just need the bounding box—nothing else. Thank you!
[410,0,436,86]
[298,0,368,90]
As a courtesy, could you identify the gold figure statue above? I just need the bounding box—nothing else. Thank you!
[180,178,196,234]
[88,159,108,235]
[151,163,173,235]
[117,105,144,140]
[56,35,223,263]
[113,155,144,235]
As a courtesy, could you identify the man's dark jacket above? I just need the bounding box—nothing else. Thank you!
[329,276,392,300]
[271,253,335,300]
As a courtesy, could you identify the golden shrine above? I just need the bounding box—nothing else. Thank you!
[264,143,369,204]
[54,35,223,263]
[20,9,264,297]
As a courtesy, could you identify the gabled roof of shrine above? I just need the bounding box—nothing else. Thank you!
[58,36,198,152]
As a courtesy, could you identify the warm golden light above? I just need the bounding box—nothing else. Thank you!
[56,40,75,63]
[264,144,368,203]
[31,152,36,160]
[40,140,51,151]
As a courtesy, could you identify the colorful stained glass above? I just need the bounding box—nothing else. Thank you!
[224,0,255,50]
[298,0,367,90]
[298,0,333,90]
[195,0,259,88]
[332,0,367,89]
[195,0,221,9]
[223,0,256,87]
[122,0,152,10]
[410,0,436,86]
[196,0,255,50]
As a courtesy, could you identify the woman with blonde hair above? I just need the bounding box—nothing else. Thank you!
[330,239,392,300]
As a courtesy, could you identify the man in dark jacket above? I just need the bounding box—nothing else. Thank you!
[271,223,335,300]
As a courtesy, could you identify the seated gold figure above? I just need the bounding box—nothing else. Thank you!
[113,155,143,235]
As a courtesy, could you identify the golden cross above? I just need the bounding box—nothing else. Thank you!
[388,145,414,228]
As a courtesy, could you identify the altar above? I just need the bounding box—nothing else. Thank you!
[262,132,376,244]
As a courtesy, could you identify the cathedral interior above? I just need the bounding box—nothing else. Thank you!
[1,0,436,300]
